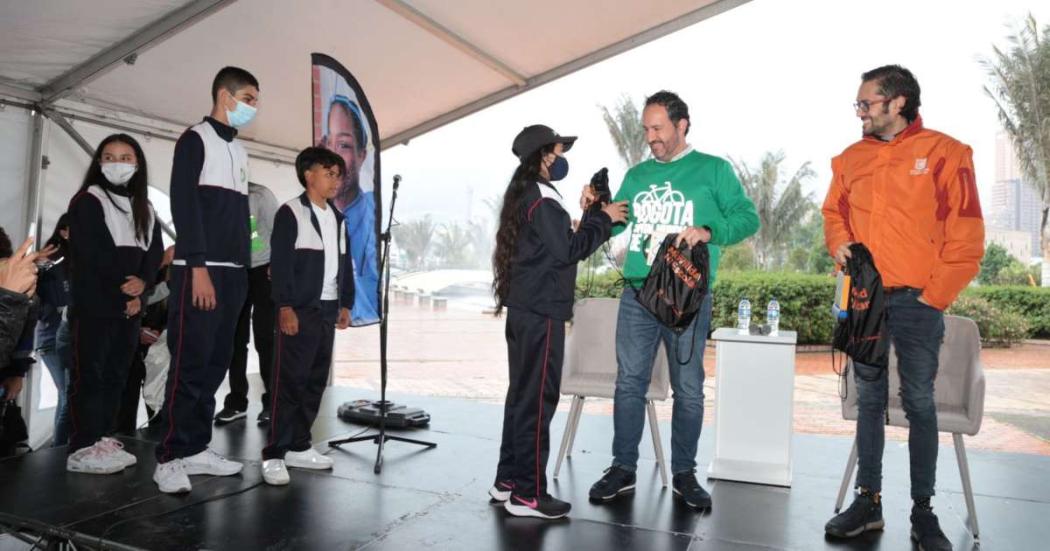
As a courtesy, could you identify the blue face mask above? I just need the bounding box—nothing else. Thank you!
[548,155,569,181]
[226,99,257,128]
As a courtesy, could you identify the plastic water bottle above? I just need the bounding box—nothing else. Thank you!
[767,297,780,337]
[737,298,751,335]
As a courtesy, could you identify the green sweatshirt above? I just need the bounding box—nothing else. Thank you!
[612,149,759,288]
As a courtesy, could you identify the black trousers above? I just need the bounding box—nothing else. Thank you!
[156,266,247,463]
[67,314,140,453]
[495,308,565,498]
[223,264,276,411]
[262,300,336,460]
[113,344,148,435]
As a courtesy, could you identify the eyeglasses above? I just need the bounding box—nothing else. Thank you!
[853,98,890,113]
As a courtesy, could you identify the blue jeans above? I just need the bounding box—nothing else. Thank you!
[40,318,72,447]
[612,291,713,474]
[853,288,944,498]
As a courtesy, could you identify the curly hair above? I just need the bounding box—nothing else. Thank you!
[491,145,554,314]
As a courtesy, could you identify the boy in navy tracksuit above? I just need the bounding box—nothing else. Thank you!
[154,67,260,494]
[489,125,628,519]
[261,147,353,486]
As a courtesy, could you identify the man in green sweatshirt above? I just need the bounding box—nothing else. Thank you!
[588,90,759,510]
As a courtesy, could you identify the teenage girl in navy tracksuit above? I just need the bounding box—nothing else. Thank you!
[490,125,628,519]
[66,133,163,474]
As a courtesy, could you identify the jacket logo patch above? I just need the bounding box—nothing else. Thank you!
[910,158,929,176]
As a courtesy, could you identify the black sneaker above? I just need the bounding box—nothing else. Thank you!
[257,408,271,426]
[672,470,712,510]
[503,493,571,519]
[214,407,246,425]
[488,480,514,502]
[589,466,636,502]
[825,490,884,538]
[910,507,952,551]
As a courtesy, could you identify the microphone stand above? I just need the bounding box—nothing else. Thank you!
[329,175,436,474]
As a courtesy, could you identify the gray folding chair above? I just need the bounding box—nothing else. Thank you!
[835,315,985,540]
[553,298,671,486]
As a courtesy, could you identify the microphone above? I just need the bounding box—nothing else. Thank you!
[393,174,401,190]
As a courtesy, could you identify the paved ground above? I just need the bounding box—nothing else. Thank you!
[333,300,1050,457]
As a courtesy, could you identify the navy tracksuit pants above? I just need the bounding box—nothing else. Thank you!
[263,300,336,460]
[156,265,247,463]
[67,315,139,453]
[495,307,565,498]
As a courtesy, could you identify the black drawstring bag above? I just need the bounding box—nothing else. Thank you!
[832,243,890,370]
[0,401,29,457]
[634,235,710,363]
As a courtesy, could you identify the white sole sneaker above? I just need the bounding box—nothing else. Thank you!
[262,459,290,486]
[182,449,244,476]
[489,485,512,502]
[153,461,192,494]
[66,457,125,474]
[284,449,334,470]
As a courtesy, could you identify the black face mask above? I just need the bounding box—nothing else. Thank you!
[547,155,569,181]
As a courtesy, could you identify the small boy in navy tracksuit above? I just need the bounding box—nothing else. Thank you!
[261,147,354,485]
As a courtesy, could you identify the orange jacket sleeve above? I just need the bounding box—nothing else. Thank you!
[821,155,853,258]
[922,144,985,310]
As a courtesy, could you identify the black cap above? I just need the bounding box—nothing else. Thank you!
[511,124,576,159]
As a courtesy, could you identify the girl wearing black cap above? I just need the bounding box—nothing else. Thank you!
[490,125,628,519]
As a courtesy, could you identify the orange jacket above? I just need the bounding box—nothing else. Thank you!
[822,117,985,310]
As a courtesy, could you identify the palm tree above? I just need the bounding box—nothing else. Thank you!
[392,215,436,270]
[983,14,1050,286]
[599,96,648,168]
[731,152,816,270]
[433,222,474,268]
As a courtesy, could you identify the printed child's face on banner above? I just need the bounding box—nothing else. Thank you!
[325,103,367,208]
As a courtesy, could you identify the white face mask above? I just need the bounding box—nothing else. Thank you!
[101,162,137,185]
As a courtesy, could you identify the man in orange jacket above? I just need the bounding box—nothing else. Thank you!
[822,65,984,551]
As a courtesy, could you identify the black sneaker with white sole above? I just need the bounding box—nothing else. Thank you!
[213,407,246,425]
[825,490,885,538]
[257,408,271,426]
[489,480,514,502]
[910,507,952,551]
[672,470,712,510]
[503,493,571,519]
[589,466,636,502]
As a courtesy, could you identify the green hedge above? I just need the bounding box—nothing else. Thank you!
[961,286,1050,339]
[577,271,837,344]
[577,271,1050,345]
[946,295,1030,347]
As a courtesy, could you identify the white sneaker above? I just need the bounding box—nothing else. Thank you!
[67,442,127,474]
[153,460,192,493]
[99,437,138,468]
[284,448,334,470]
[182,448,243,476]
[262,459,290,486]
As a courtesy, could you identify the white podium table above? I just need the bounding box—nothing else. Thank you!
[707,328,797,487]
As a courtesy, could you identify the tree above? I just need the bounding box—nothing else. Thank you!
[719,242,757,272]
[433,222,474,268]
[983,15,1050,286]
[392,215,436,270]
[979,243,1017,284]
[731,152,816,270]
[599,96,648,168]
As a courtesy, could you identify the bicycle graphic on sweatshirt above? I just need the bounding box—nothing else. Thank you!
[630,181,694,265]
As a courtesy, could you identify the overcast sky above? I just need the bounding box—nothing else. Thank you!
[381,0,1049,228]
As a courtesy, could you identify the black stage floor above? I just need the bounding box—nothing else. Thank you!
[1,385,1047,550]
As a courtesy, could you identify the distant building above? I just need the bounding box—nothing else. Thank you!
[985,227,1031,262]
[991,132,1042,256]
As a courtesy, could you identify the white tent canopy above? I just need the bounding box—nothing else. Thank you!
[1,0,747,238]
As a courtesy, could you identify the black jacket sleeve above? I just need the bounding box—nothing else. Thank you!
[138,215,164,295]
[0,288,30,376]
[530,199,613,265]
[339,226,356,312]
[170,131,207,267]
[269,205,297,307]
[68,193,127,311]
